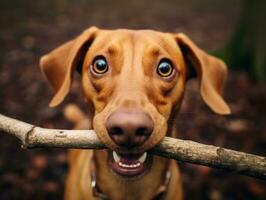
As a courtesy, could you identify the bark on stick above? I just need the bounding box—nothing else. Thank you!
[0,113,265,180]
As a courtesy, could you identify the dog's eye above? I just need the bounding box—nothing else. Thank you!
[91,57,108,75]
[157,60,174,77]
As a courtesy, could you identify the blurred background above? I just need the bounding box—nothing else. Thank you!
[0,0,265,199]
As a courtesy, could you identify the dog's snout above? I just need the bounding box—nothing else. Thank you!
[106,109,154,148]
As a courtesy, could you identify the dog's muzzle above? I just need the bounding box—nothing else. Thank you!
[105,108,154,177]
[106,108,154,149]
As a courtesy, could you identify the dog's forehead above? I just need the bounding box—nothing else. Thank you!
[98,29,170,40]
[93,29,178,55]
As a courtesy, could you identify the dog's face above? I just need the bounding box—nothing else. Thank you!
[82,29,186,150]
[40,27,230,178]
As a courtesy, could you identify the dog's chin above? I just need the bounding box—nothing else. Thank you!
[108,150,153,180]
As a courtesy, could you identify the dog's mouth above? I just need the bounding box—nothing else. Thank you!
[108,150,153,178]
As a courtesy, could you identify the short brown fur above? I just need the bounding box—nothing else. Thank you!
[40,27,230,200]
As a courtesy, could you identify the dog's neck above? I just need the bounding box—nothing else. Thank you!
[92,150,173,200]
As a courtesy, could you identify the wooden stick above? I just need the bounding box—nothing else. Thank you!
[0,113,265,180]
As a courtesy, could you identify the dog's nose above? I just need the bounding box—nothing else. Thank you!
[106,109,154,148]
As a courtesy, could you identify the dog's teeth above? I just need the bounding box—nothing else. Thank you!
[118,162,126,168]
[138,152,147,163]
[118,162,141,168]
[115,152,146,168]
[113,151,120,163]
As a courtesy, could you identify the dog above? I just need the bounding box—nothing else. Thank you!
[40,27,230,200]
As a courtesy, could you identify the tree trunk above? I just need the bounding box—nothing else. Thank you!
[220,0,266,82]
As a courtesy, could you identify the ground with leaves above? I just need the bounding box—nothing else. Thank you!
[0,0,265,200]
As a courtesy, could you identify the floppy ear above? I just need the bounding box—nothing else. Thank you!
[40,26,98,107]
[175,33,231,115]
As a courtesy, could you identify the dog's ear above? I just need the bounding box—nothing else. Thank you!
[40,26,98,107]
[174,33,231,115]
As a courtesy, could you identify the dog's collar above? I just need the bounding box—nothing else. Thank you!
[90,159,171,200]
[91,172,109,200]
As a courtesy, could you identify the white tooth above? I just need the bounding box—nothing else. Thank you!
[113,151,120,163]
[118,161,142,168]
[138,152,147,163]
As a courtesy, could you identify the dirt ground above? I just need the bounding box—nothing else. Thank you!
[0,0,265,199]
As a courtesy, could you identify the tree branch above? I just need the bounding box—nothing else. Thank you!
[0,113,265,180]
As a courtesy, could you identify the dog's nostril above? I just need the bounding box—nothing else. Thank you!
[109,127,123,135]
[136,127,150,136]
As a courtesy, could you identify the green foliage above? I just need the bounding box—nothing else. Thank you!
[218,0,266,82]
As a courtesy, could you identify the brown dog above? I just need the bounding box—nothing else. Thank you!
[40,27,230,200]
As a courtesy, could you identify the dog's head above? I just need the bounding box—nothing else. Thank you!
[40,27,230,177]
